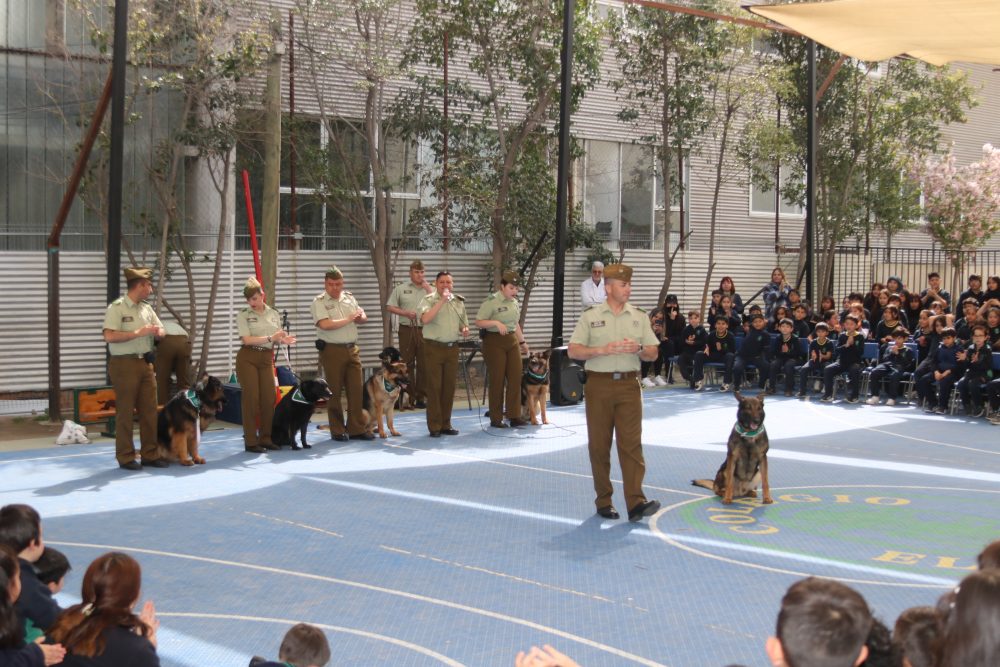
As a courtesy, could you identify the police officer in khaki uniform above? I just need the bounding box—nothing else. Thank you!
[418,270,469,437]
[475,270,530,428]
[155,321,192,405]
[312,266,374,441]
[102,267,166,470]
[236,277,295,453]
[386,260,434,408]
[568,264,661,522]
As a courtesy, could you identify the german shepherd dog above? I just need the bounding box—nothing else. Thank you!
[692,391,772,505]
[272,379,333,450]
[157,374,226,466]
[363,347,410,438]
[521,350,551,425]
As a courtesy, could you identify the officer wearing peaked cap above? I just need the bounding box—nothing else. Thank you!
[386,259,434,408]
[568,263,661,522]
[312,266,373,441]
[418,270,469,437]
[102,266,166,470]
[475,270,530,428]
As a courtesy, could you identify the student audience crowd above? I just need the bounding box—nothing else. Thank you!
[639,271,1000,424]
[5,498,999,667]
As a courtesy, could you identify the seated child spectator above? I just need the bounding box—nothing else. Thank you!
[978,539,1000,570]
[678,311,708,383]
[1,544,67,667]
[823,309,842,337]
[869,289,890,329]
[790,304,811,338]
[798,322,834,398]
[892,607,940,667]
[858,617,899,667]
[984,275,1000,303]
[708,295,741,333]
[921,271,952,313]
[692,316,736,391]
[863,282,885,319]
[913,312,944,374]
[987,376,1000,425]
[814,296,837,326]
[743,304,764,335]
[866,328,915,406]
[954,297,982,343]
[787,288,803,313]
[765,577,873,667]
[822,314,866,403]
[903,292,925,333]
[707,289,724,322]
[733,313,770,393]
[768,305,790,334]
[956,324,993,417]
[885,275,906,300]
[768,318,803,396]
[848,302,871,340]
[24,548,70,643]
[936,570,1000,667]
[48,552,159,667]
[719,276,744,314]
[916,327,962,414]
[0,504,61,634]
[958,273,985,308]
[981,304,1000,350]
[250,623,331,667]
[655,296,686,384]
[873,305,904,344]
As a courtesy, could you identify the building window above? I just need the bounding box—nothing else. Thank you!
[582,139,688,249]
[750,165,804,216]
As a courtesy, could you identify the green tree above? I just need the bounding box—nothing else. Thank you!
[743,35,977,297]
[610,0,727,304]
[293,0,412,345]
[73,0,271,373]
[393,0,602,290]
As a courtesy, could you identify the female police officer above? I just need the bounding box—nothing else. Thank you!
[236,277,296,453]
[475,270,530,428]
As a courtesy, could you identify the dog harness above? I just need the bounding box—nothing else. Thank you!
[183,389,202,409]
[290,387,311,404]
[734,423,765,438]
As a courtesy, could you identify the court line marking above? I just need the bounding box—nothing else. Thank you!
[157,612,465,666]
[244,511,344,538]
[301,476,963,588]
[652,484,1000,588]
[48,541,669,667]
[804,401,1000,455]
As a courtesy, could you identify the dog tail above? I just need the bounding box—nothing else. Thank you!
[691,479,715,491]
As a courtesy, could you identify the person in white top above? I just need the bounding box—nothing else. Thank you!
[581,261,605,308]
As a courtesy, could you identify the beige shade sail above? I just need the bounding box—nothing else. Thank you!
[749,0,1000,66]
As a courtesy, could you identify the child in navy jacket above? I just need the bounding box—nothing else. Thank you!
[822,315,866,403]
[768,318,804,396]
[866,328,916,405]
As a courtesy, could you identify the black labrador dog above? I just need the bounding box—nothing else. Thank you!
[271,379,333,450]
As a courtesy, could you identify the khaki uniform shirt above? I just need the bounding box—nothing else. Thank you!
[387,282,431,327]
[311,291,361,343]
[476,291,521,333]
[237,305,281,339]
[163,321,188,337]
[419,292,469,343]
[103,295,163,356]
[569,301,658,372]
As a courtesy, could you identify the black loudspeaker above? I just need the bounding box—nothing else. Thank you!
[549,345,584,406]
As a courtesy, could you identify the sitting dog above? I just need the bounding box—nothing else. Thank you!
[692,391,772,504]
[157,374,226,465]
[363,349,410,438]
[521,350,551,425]
[272,379,333,450]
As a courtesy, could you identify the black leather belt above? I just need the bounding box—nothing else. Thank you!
[111,353,146,359]
[588,371,639,380]
[425,339,459,347]
[243,345,272,352]
[324,341,357,347]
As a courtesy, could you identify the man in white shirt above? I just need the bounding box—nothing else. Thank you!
[581,261,605,308]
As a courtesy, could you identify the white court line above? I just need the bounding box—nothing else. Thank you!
[300,476,960,588]
[48,540,668,667]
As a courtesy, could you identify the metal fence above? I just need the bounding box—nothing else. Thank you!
[828,246,1000,300]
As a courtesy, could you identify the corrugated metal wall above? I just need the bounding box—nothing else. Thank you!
[0,247,785,392]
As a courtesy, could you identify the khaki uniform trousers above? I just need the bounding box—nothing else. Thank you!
[423,339,459,432]
[483,332,522,421]
[398,325,426,403]
[584,372,647,511]
[155,334,192,405]
[236,347,276,447]
[108,356,159,465]
[320,343,366,436]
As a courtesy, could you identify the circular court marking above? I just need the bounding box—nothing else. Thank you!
[50,541,669,667]
[157,612,465,666]
[649,485,999,588]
